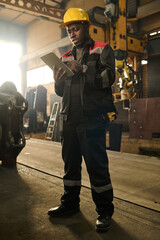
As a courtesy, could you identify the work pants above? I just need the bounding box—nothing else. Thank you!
[60,114,114,217]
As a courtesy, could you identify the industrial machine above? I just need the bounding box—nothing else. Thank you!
[88,1,160,144]
[0,82,28,167]
[24,85,47,133]
[113,59,139,101]
[88,2,147,98]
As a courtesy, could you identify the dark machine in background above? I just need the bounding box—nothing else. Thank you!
[24,85,47,133]
[25,84,62,142]
[0,83,28,167]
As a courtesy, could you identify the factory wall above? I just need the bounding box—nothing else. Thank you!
[26,19,61,54]
[26,19,61,70]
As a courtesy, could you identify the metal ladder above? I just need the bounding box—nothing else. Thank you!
[45,102,60,141]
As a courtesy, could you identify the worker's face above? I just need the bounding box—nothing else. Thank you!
[66,22,89,48]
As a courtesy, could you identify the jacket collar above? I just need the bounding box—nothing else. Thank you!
[65,37,95,57]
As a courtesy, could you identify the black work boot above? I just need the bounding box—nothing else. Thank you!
[96,215,112,232]
[48,204,80,217]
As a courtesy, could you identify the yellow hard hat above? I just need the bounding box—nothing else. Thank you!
[60,8,91,28]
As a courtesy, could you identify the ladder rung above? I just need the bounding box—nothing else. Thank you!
[45,137,52,140]
[45,102,60,141]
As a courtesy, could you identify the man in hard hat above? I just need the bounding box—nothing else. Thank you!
[48,8,116,232]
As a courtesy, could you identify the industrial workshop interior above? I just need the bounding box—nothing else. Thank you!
[0,0,160,239]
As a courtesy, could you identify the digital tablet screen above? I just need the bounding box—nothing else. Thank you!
[41,52,74,77]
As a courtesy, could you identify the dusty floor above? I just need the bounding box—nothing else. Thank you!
[18,139,160,211]
[0,139,160,240]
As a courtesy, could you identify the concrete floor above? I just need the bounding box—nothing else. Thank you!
[0,138,160,240]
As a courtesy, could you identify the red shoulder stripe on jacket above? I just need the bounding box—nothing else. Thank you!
[89,41,107,55]
[61,50,73,58]
[93,41,107,49]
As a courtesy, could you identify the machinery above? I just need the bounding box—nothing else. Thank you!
[24,85,47,133]
[88,2,160,143]
[88,1,147,100]
[113,59,139,101]
[116,60,137,90]
[0,82,28,167]
[104,0,147,58]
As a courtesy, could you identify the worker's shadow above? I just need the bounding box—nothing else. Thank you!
[49,211,133,240]
[0,165,33,240]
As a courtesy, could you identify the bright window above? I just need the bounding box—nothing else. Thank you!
[0,40,22,92]
[27,65,53,88]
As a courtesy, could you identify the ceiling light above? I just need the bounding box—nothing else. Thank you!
[150,32,157,36]
[141,60,148,65]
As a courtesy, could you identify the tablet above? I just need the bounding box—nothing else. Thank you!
[41,52,74,77]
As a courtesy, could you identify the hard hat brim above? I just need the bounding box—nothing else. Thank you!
[59,20,91,28]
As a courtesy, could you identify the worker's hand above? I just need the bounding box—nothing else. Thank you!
[53,66,67,85]
[67,60,83,73]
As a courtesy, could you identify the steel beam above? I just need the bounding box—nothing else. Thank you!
[0,0,65,22]
[137,0,160,19]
